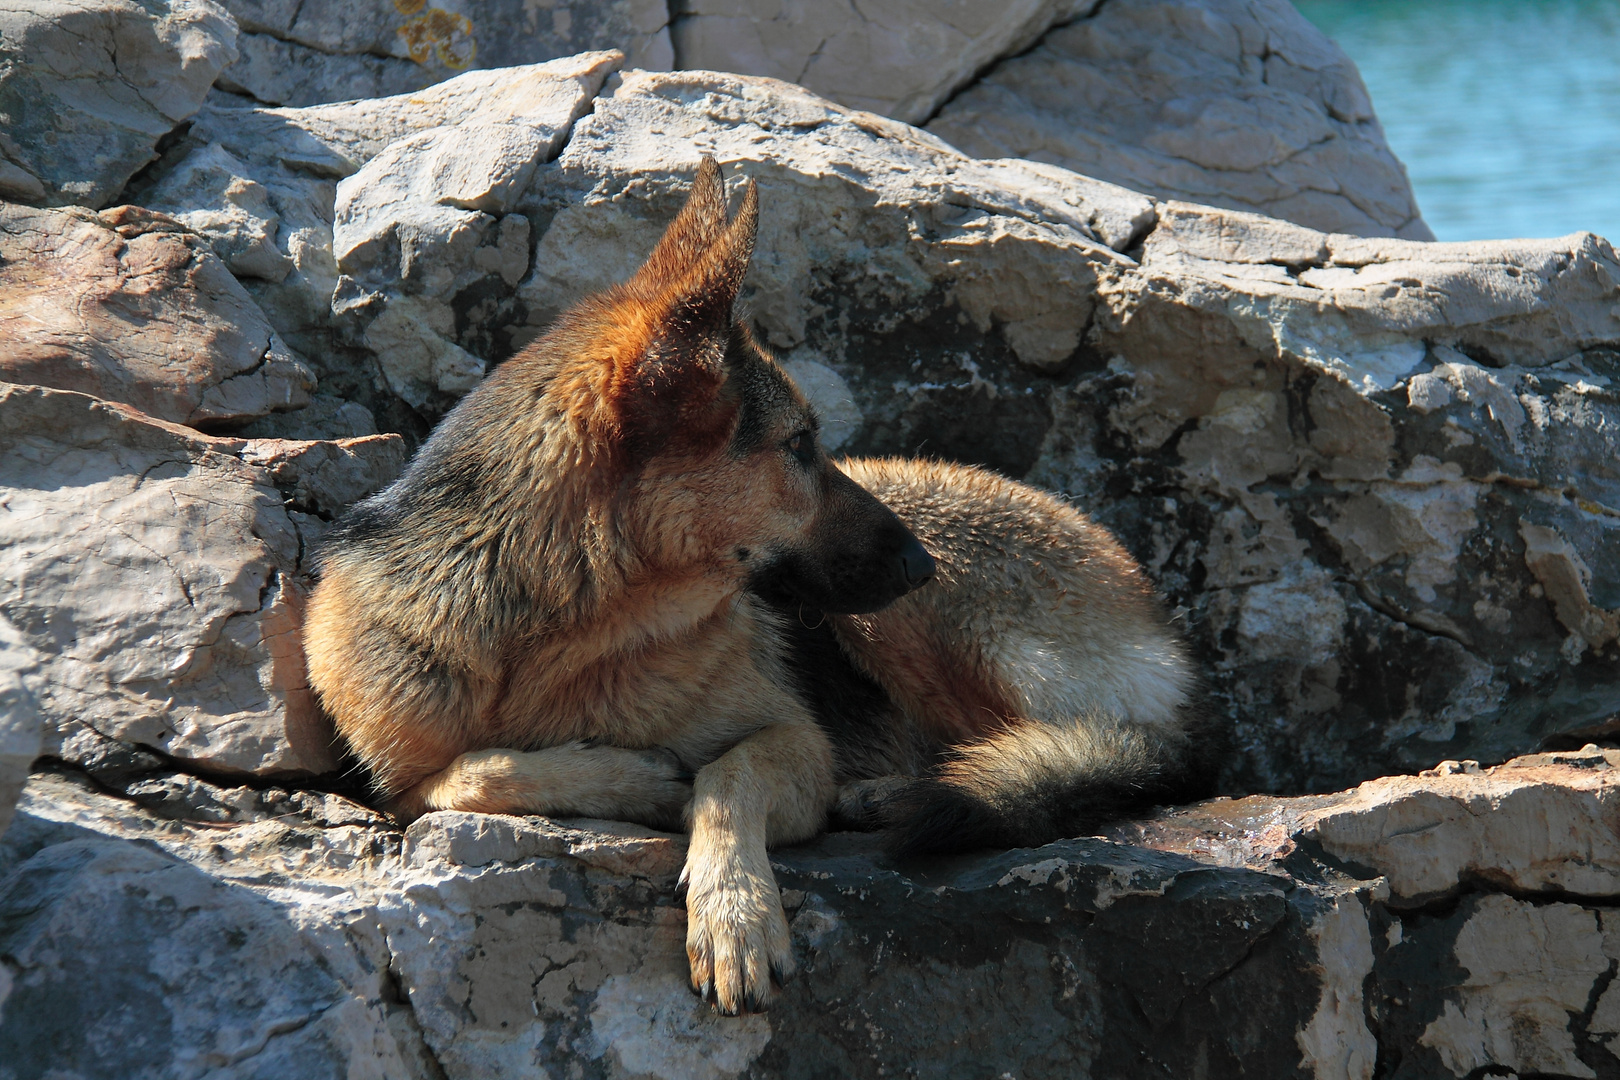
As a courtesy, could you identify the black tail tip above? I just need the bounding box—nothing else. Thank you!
[881,779,1023,860]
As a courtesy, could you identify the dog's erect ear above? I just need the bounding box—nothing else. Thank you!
[612,174,760,456]
[630,156,729,293]
[655,177,758,349]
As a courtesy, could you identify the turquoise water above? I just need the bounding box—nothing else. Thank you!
[1296,0,1620,243]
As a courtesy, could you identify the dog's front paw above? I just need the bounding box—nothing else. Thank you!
[679,852,792,1014]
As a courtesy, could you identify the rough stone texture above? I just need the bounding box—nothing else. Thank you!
[468,68,1616,794]
[119,63,1616,792]
[6,748,1620,1078]
[671,0,1099,124]
[0,202,315,427]
[0,384,405,779]
[0,0,238,208]
[132,52,620,441]
[212,0,669,107]
[924,0,1433,239]
[0,617,43,839]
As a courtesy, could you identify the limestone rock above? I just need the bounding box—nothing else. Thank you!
[73,58,1620,791]
[0,384,405,778]
[0,202,314,427]
[236,394,380,440]
[0,617,43,838]
[131,53,619,436]
[0,0,238,208]
[212,0,669,107]
[482,68,1618,791]
[239,434,410,518]
[8,749,1620,1077]
[671,0,1099,124]
[1115,746,1620,905]
[925,0,1433,238]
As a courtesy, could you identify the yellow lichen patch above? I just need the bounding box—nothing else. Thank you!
[398,8,476,70]
[392,0,425,15]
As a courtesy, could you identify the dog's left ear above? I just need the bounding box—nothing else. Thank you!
[615,179,758,451]
[653,177,757,361]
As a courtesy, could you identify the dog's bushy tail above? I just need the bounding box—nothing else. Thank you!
[884,711,1216,858]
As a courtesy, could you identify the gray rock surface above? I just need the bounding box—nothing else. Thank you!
[212,0,669,106]
[0,384,404,779]
[0,202,315,427]
[5,747,1620,1078]
[671,0,1100,123]
[133,52,620,439]
[0,617,43,839]
[488,68,1617,793]
[201,0,1427,240]
[65,56,1619,796]
[0,0,238,208]
[924,0,1433,238]
[117,63,1617,792]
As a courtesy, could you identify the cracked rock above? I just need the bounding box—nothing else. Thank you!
[0,615,43,838]
[0,0,238,208]
[475,67,1619,792]
[0,202,314,427]
[925,0,1434,238]
[671,0,1101,124]
[0,384,404,778]
[131,52,620,435]
[211,0,669,107]
[8,748,1620,1077]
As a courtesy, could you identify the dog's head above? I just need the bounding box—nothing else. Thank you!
[544,157,932,614]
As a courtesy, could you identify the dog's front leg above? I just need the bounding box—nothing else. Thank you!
[680,719,834,1014]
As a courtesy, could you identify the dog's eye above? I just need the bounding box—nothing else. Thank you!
[785,430,816,465]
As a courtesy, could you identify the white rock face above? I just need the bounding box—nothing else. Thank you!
[0,616,43,838]
[925,0,1433,238]
[671,0,1100,124]
[130,61,1616,789]
[0,203,314,426]
[0,385,404,778]
[329,86,596,407]
[9,749,1620,1078]
[1418,896,1610,1079]
[135,53,620,427]
[0,0,238,208]
[212,0,669,106]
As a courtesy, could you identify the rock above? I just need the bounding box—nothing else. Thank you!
[7,748,1620,1077]
[239,434,410,518]
[671,0,1099,124]
[236,394,379,440]
[1113,746,1620,906]
[44,52,1617,792]
[132,52,620,437]
[0,617,43,838]
[480,67,1617,792]
[924,0,1432,238]
[212,0,669,107]
[0,384,405,779]
[0,202,315,428]
[0,0,238,208]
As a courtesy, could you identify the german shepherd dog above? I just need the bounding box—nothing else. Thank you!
[305,158,1207,1015]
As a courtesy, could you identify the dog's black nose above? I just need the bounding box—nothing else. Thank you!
[898,536,936,589]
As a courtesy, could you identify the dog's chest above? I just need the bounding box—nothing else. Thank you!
[488,595,790,758]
